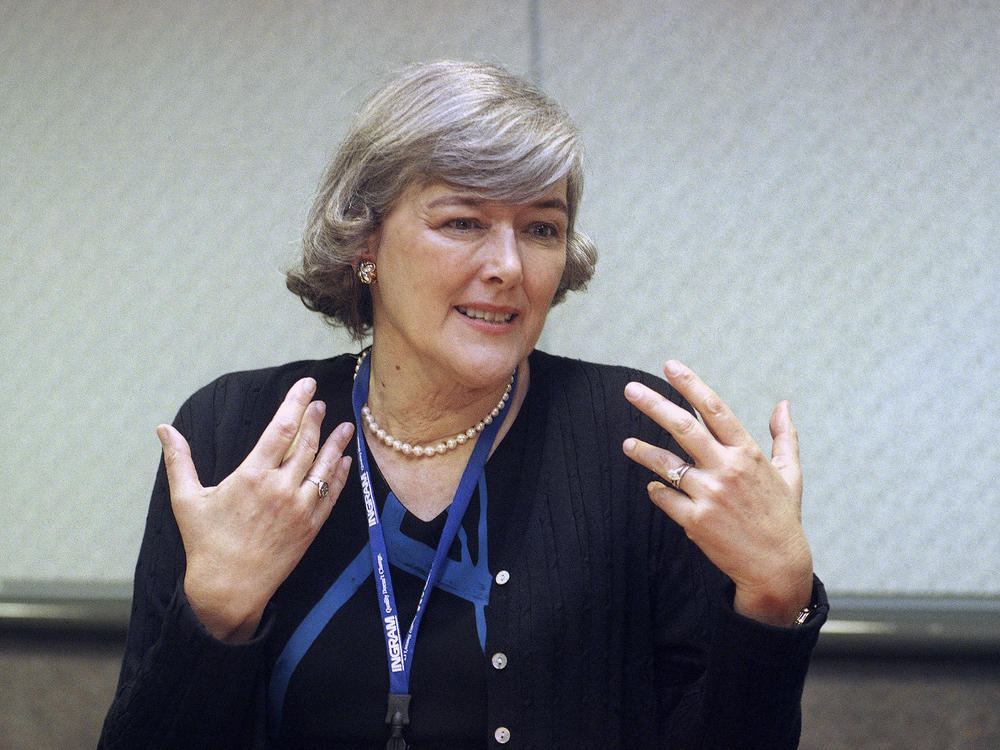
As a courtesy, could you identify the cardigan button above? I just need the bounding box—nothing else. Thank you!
[491,652,508,670]
[494,726,511,744]
[495,570,510,585]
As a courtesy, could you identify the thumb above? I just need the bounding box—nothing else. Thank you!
[157,424,203,499]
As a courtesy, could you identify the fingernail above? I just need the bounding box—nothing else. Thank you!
[664,360,682,377]
[624,382,641,400]
[623,438,636,453]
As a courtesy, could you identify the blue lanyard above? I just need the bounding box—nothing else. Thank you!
[351,353,516,745]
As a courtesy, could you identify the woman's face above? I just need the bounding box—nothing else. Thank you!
[366,178,568,390]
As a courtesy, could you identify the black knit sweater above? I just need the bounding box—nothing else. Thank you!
[100,350,826,749]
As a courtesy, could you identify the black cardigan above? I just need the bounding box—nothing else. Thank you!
[100,350,827,749]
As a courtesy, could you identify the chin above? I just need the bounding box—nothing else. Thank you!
[451,345,528,386]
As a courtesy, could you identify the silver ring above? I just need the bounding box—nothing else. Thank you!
[665,463,692,491]
[305,476,330,499]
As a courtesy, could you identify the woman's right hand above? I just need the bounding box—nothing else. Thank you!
[156,377,355,642]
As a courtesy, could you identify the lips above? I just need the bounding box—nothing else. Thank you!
[456,305,515,324]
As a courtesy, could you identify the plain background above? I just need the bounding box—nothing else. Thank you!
[2,0,998,600]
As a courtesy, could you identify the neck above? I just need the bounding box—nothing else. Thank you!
[361,345,527,451]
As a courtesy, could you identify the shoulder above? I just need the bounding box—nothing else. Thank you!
[173,353,358,443]
[181,354,356,411]
[526,350,686,442]
[168,353,360,483]
[528,350,681,407]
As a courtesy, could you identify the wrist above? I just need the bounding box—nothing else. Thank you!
[792,600,822,626]
[183,572,265,643]
[733,573,815,627]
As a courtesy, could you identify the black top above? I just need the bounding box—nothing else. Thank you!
[100,350,828,749]
[270,408,530,748]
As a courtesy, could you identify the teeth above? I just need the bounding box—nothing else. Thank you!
[457,306,514,323]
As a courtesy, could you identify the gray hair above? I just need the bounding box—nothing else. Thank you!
[286,60,597,340]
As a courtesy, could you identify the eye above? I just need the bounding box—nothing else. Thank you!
[529,222,560,239]
[445,218,478,231]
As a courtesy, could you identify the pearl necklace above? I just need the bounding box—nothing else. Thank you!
[354,349,514,458]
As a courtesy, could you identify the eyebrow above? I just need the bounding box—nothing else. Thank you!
[426,194,569,215]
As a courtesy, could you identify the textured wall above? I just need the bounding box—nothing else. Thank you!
[2,0,998,596]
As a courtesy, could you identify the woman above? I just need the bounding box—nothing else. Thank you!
[100,60,825,749]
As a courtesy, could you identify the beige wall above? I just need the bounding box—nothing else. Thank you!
[3,0,999,596]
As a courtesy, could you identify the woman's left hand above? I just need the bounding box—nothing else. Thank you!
[623,360,814,627]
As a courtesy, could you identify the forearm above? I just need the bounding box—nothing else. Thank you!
[695,576,828,749]
[99,583,269,750]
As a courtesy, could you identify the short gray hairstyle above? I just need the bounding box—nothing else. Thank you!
[286,60,597,340]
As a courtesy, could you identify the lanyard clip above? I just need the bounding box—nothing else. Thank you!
[385,693,411,750]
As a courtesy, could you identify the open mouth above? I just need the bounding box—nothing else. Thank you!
[456,306,515,324]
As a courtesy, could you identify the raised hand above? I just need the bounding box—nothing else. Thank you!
[157,377,355,642]
[623,361,813,626]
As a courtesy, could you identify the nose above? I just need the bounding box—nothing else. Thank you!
[481,225,523,286]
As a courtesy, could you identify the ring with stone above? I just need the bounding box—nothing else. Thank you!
[305,476,330,499]
[665,463,692,490]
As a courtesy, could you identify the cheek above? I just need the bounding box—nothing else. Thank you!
[380,237,447,290]
[530,251,567,302]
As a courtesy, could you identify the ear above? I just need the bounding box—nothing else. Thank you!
[362,226,382,261]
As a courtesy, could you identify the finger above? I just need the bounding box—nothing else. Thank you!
[281,400,327,476]
[303,423,354,521]
[622,436,692,489]
[299,421,355,494]
[662,360,751,448]
[645,479,696,528]
[312,456,351,529]
[306,421,355,487]
[624,381,721,467]
[251,378,317,465]
[769,400,802,492]
[308,453,353,523]
[157,424,203,499]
